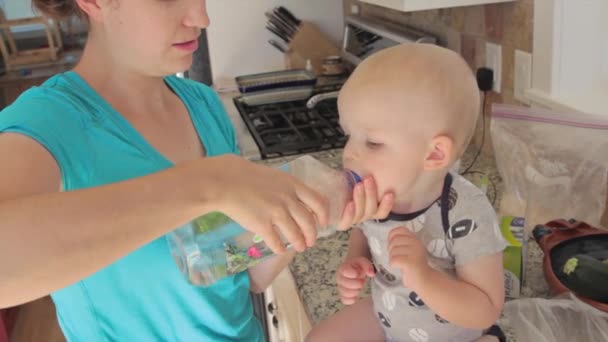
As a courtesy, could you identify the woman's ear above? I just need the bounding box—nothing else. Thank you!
[75,0,104,22]
[423,135,454,171]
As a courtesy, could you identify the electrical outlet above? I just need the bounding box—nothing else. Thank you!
[485,42,502,93]
[514,49,532,104]
[351,4,360,15]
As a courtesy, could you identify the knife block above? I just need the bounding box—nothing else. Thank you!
[284,21,340,74]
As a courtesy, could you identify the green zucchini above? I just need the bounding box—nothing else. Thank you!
[562,254,608,303]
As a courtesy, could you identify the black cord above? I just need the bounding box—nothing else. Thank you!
[460,91,497,206]
[462,91,488,174]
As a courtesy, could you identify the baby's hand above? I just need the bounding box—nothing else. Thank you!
[337,176,394,231]
[388,227,431,288]
[336,257,376,305]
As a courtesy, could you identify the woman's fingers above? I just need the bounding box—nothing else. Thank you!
[295,184,329,228]
[273,209,306,252]
[288,200,318,248]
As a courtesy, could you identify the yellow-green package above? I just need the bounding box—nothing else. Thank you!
[500,216,526,298]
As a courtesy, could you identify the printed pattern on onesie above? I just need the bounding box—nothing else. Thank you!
[360,173,507,342]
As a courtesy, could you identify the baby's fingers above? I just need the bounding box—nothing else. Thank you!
[340,263,363,279]
[340,295,358,305]
[338,276,365,290]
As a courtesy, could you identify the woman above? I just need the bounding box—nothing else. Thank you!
[0,0,393,341]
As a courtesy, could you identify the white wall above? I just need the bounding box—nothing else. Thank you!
[558,1,607,95]
[4,0,36,19]
[555,0,607,114]
[206,1,344,85]
[530,0,608,116]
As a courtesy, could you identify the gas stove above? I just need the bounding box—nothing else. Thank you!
[227,14,437,160]
[233,81,346,159]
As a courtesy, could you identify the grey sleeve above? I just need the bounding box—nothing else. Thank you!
[448,194,507,267]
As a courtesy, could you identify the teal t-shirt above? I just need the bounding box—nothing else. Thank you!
[0,72,263,341]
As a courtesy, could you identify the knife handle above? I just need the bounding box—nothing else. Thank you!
[277,6,301,26]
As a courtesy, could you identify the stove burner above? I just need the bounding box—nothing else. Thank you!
[234,82,346,159]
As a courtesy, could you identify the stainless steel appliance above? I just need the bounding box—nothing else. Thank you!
[234,78,346,159]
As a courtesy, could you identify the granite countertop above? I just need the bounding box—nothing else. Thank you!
[259,147,550,342]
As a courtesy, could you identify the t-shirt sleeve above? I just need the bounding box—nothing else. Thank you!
[0,90,91,188]
[448,192,508,267]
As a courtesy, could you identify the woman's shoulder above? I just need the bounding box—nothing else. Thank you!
[165,75,218,101]
[166,76,230,125]
[0,72,95,130]
[4,72,92,114]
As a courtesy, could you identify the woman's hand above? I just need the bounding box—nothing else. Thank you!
[337,176,394,231]
[194,155,329,254]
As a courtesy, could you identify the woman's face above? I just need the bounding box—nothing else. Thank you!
[96,0,209,76]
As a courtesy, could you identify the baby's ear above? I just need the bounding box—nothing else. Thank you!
[423,135,453,171]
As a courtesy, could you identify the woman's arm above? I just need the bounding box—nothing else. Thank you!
[0,134,327,308]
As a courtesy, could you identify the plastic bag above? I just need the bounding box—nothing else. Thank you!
[503,293,608,342]
[491,104,608,234]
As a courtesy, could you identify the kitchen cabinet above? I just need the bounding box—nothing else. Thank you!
[0,311,8,342]
[3,297,65,342]
[0,308,18,342]
[359,0,515,12]
[264,268,311,342]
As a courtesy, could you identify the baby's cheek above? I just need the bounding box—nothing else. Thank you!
[364,161,400,198]
[375,174,397,199]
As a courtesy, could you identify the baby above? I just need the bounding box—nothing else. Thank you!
[307,44,507,342]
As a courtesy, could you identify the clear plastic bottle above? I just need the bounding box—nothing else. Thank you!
[166,155,361,286]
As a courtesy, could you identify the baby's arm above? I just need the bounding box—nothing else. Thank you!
[346,227,372,259]
[412,252,504,329]
[337,228,376,305]
[388,227,504,329]
[307,230,383,341]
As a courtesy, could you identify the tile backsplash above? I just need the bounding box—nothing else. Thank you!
[342,0,534,153]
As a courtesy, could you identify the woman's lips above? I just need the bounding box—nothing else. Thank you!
[173,40,199,52]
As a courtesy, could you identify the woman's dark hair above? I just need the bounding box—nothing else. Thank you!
[32,0,82,19]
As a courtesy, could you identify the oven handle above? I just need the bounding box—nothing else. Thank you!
[306,91,340,109]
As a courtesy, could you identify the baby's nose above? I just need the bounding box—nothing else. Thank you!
[344,140,363,163]
[342,151,360,174]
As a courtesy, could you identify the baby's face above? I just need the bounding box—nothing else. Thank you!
[339,87,430,201]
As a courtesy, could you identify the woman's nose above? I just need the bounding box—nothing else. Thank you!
[183,1,210,29]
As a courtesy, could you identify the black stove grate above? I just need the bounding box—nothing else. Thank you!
[234,84,347,159]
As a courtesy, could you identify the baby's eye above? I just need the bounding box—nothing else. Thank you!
[366,140,383,149]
